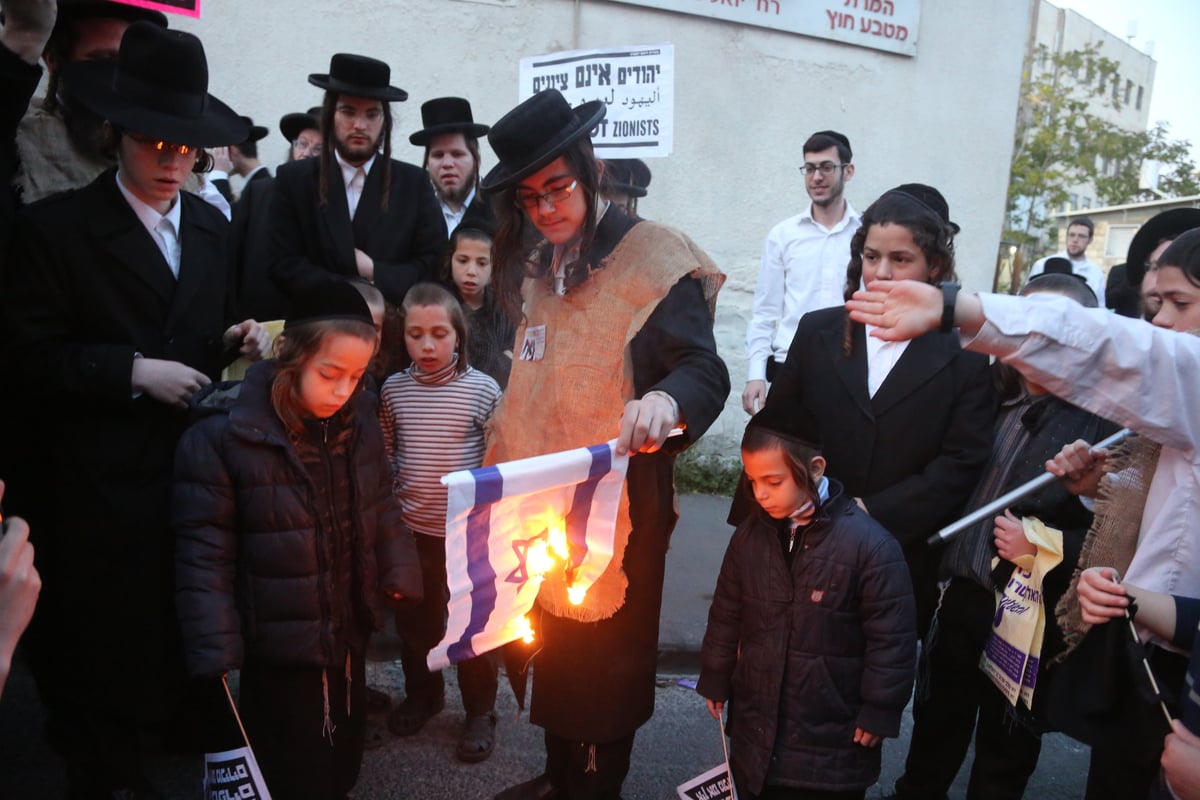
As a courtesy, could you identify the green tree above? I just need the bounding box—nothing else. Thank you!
[1003,44,1199,282]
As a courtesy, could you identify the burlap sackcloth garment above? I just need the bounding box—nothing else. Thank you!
[485,221,723,622]
[1053,431,1160,659]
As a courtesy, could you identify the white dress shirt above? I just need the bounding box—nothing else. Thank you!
[336,150,376,219]
[864,323,910,397]
[115,169,183,277]
[968,292,1200,645]
[745,200,861,381]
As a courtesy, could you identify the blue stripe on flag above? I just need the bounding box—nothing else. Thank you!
[563,444,612,568]
[446,466,503,664]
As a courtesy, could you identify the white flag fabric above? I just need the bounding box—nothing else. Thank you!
[427,440,629,671]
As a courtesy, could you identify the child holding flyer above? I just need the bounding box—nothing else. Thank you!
[698,407,916,800]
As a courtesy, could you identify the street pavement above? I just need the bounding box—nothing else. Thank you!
[0,494,1090,799]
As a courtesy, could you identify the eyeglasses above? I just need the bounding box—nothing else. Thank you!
[292,137,322,156]
[127,132,196,156]
[515,179,578,211]
[801,161,849,177]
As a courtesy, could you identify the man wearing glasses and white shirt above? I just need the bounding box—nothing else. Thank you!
[742,129,860,413]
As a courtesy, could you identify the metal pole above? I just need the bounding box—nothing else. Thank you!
[927,427,1133,546]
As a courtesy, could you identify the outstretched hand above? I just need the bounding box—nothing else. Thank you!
[845,280,943,342]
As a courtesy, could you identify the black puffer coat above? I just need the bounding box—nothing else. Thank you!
[698,482,916,794]
[173,361,422,678]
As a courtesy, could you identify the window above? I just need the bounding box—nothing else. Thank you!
[1125,80,1133,105]
[1105,225,1138,258]
[1069,193,1079,209]
[1137,85,1144,110]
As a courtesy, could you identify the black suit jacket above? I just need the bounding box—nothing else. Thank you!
[765,306,996,550]
[269,154,446,305]
[230,175,288,321]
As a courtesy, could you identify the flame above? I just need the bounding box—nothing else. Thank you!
[548,520,569,560]
[566,584,587,605]
[526,540,554,578]
[516,615,535,644]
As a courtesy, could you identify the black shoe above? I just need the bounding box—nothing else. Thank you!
[455,711,497,763]
[492,774,560,800]
[385,693,445,737]
[365,685,392,713]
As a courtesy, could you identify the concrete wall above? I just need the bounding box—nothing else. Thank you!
[176,0,1031,456]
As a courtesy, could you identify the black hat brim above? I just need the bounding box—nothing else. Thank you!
[608,181,648,199]
[409,122,491,147]
[307,74,408,103]
[65,60,248,147]
[481,100,606,192]
[1125,208,1200,286]
[280,112,320,142]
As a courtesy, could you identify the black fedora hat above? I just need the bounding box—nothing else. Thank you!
[3,0,167,27]
[481,90,606,192]
[1125,208,1200,286]
[603,159,651,198]
[308,54,407,103]
[64,21,248,147]
[280,106,322,142]
[239,116,269,144]
[409,97,490,147]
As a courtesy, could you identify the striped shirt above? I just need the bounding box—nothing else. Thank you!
[379,365,502,536]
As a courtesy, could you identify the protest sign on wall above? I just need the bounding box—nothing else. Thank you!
[603,0,919,57]
[519,44,673,159]
[111,0,200,18]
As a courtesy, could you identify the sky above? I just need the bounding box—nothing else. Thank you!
[1052,0,1200,166]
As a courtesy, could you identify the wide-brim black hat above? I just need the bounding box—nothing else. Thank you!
[409,97,489,146]
[3,0,167,26]
[280,106,322,142]
[64,21,247,147]
[1125,208,1200,286]
[481,89,605,192]
[308,54,407,103]
[603,158,651,198]
[239,116,268,144]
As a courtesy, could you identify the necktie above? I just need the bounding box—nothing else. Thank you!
[348,167,366,218]
[155,217,180,278]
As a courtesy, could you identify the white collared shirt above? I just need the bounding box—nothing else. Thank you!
[439,185,476,233]
[864,323,910,397]
[968,292,1200,647]
[745,200,861,381]
[336,150,376,219]
[115,169,182,277]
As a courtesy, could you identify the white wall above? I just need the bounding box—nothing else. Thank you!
[176,0,1031,456]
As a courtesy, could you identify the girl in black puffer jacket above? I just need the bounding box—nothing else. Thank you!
[173,282,422,800]
[698,407,916,800]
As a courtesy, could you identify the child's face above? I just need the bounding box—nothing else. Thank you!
[1150,265,1200,331]
[405,303,459,373]
[298,332,374,419]
[742,446,821,520]
[861,222,936,285]
[451,238,493,307]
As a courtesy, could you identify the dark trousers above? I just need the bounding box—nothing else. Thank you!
[894,578,1042,800]
[239,650,367,800]
[544,730,635,800]
[739,786,865,800]
[394,531,498,715]
[1083,646,1188,800]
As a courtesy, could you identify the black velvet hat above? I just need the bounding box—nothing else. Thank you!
[1125,208,1200,286]
[744,406,823,451]
[883,183,960,234]
[64,21,248,147]
[239,116,268,144]
[409,97,490,146]
[481,89,605,192]
[1041,256,1074,275]
[603,159,651,198]
[284,281,375,330]
[280,106,321,142]
[308,54,408,103]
